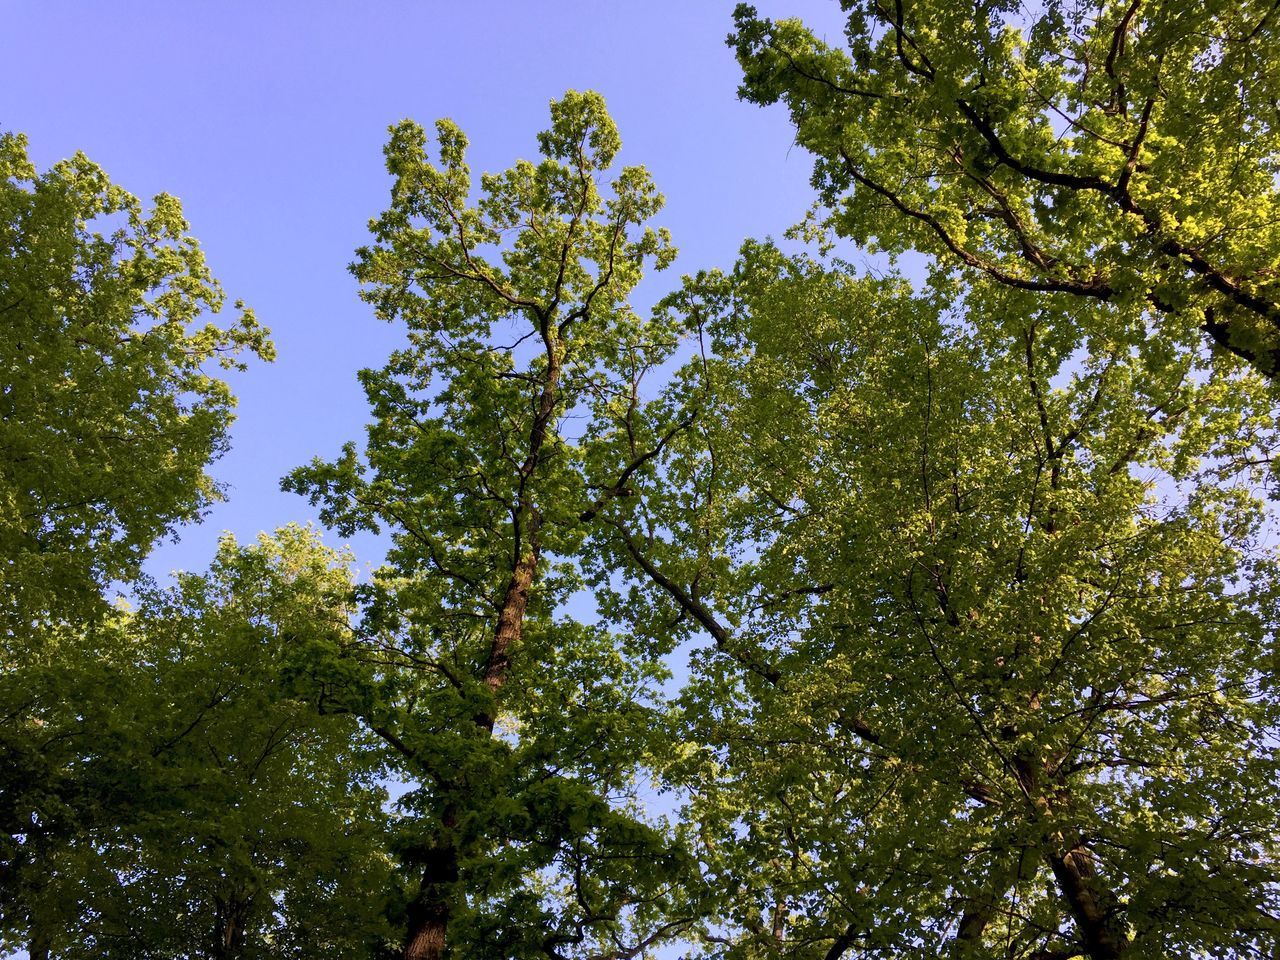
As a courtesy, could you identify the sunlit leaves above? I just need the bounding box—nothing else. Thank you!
[0,131,272,640]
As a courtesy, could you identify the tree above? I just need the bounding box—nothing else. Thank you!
[286,92,696,960]
[729,0,1280,377]
[0,131,275,959]
[605,241,1280,957]
[0,527,394,960]
[0,131,272,638]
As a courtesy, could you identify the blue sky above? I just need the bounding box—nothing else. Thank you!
[2,0,852,581]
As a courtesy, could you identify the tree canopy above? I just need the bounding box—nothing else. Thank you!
[3,4,1280,959]
[731,0,1280,376]
[0,131,272,639]
[1,527,392,960]
[622,243,1280,958]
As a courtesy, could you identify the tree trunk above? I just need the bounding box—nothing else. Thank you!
[210,893,248,960]
[1046,840,1128,959]
[400,541,538,958]
[475,549,537,728]
[952,845,1033,956]
[28,927,50,960]
[398,327,559,959]
[402,834,460,960]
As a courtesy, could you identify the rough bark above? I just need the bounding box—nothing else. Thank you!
[951,845,1036,956]
[1046,840,1129,960]
[28,928,50,960]
[476,549,537,730]
[402,824,461,960]
[210,893,248,960]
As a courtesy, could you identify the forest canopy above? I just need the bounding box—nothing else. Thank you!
[2,3,1279,960]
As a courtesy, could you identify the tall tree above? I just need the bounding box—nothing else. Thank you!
[602,242,1280,958]
[286,92,696,960]
[0,131,274,958]
[729,0,1280,377]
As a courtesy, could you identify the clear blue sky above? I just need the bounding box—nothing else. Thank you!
[1,0,847,577]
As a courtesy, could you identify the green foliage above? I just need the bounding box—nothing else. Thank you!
[0,527,394,959]
[5,8,1280,955]
[0,131,273,639]
[730,0,1280,376]
[286,92,696,958]
[709,7,1280,948]
[612,240,1280,957]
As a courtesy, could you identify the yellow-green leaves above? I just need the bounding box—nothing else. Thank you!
[0,131,271,641]
[637,240,1280,958]
[732,0,1280,377]
[0,527,393,959]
